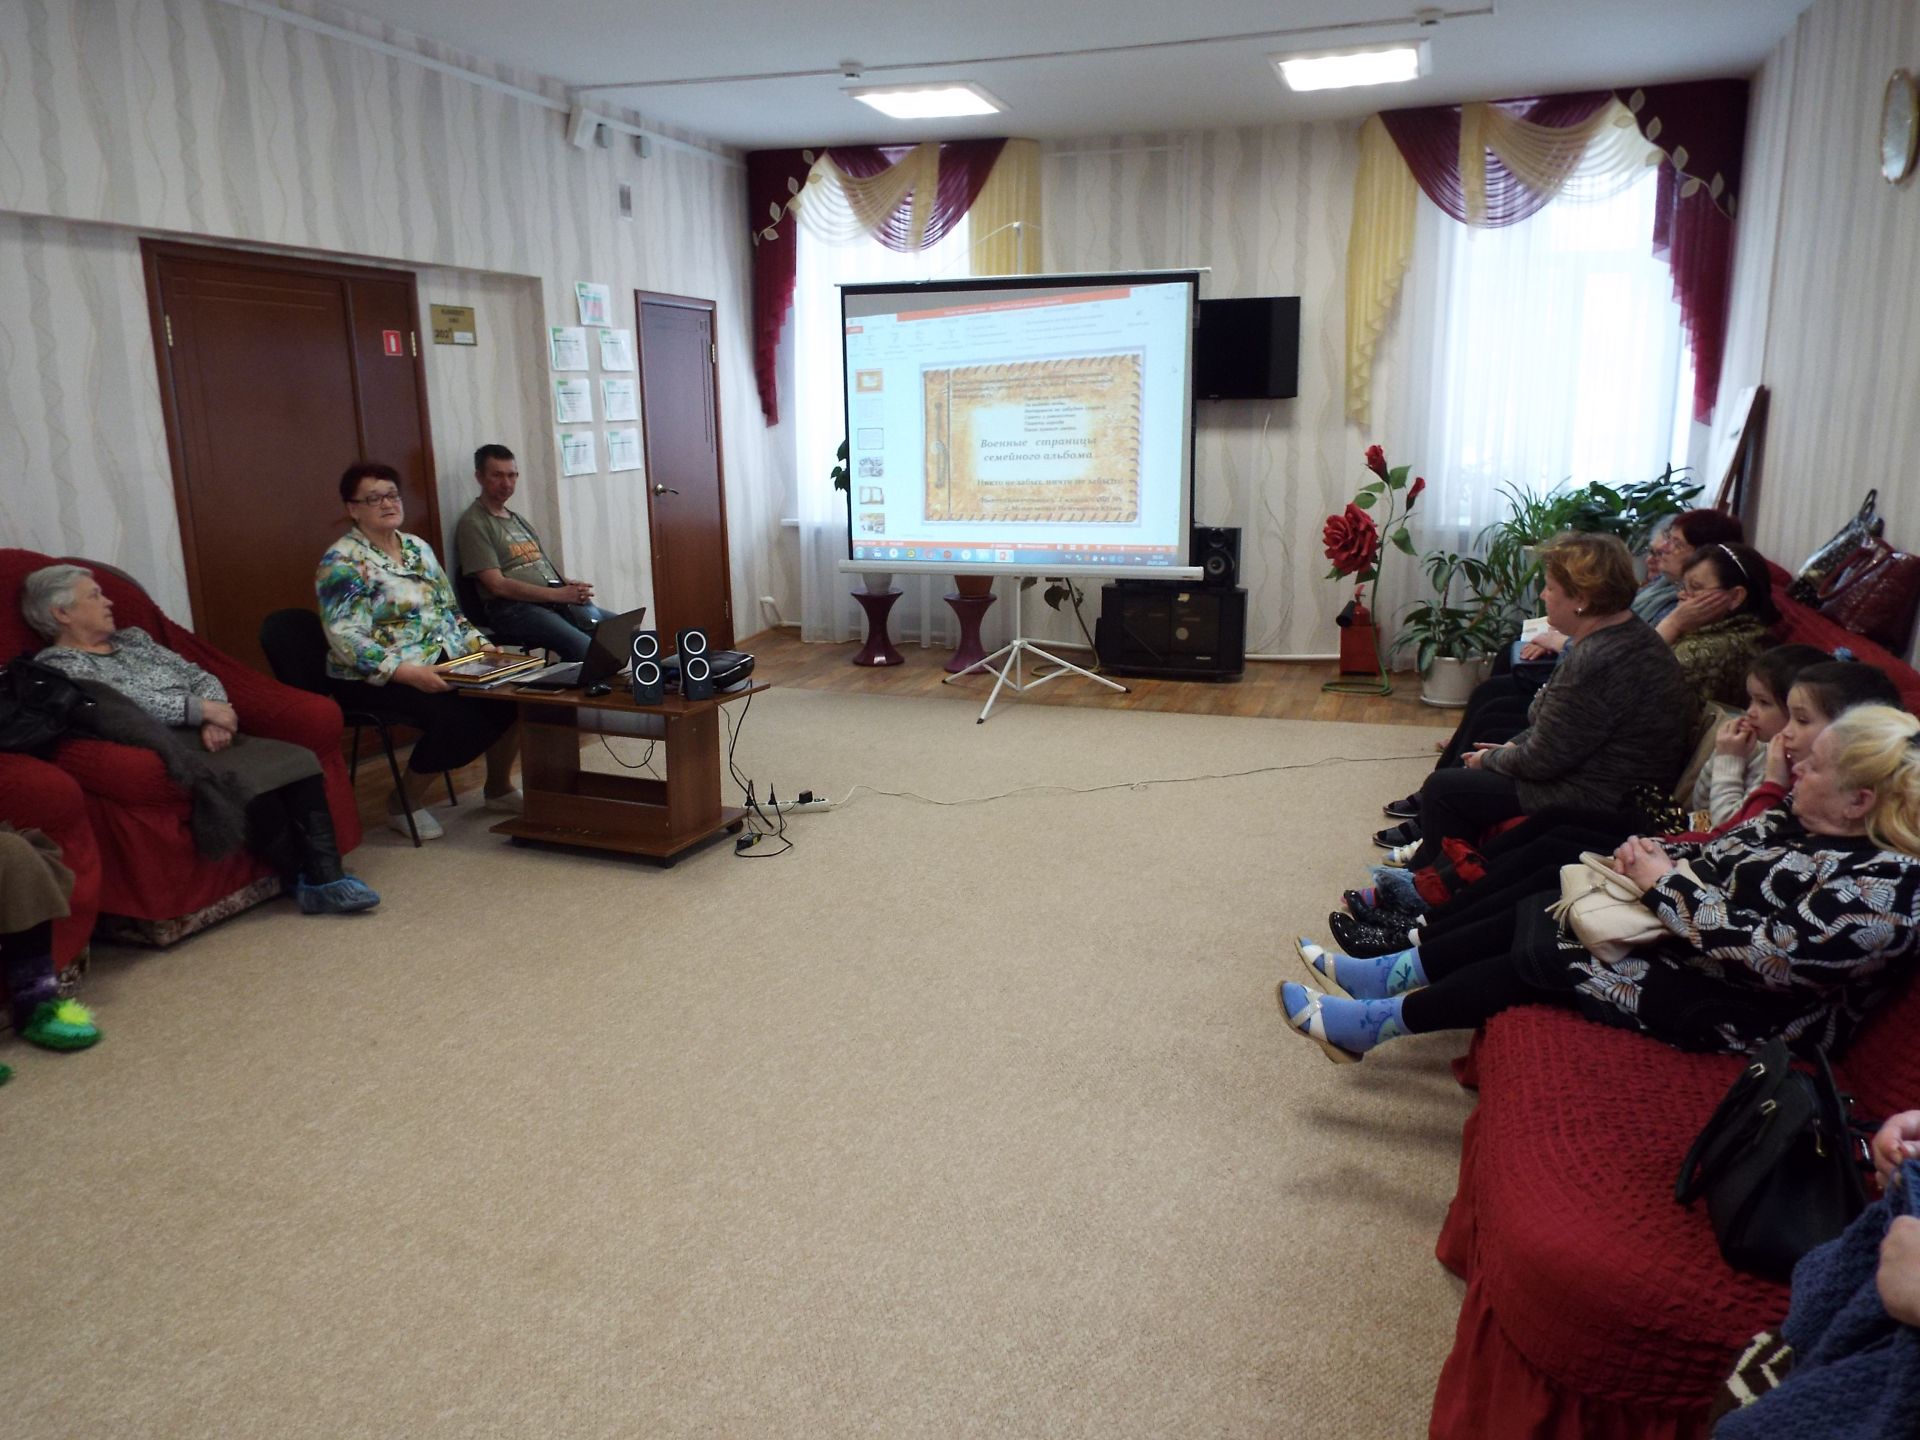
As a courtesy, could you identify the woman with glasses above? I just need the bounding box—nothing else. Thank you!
[1657,540,1779,708]
[316,461,519,839]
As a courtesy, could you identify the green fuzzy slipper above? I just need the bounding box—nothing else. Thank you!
[21,999,102,1052]
[0,1063,12,1085]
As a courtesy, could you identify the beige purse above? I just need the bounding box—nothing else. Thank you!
[1546,851,1696,963]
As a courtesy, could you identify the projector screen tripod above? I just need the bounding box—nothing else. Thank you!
[943,578,1128,723]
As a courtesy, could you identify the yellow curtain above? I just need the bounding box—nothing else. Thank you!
[1345,116,1420,425]
[791,143,942,245]
[970,139,1043,275]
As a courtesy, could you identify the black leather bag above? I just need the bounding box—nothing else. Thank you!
[0,656,94,757]
[1674,1038,1869,1282]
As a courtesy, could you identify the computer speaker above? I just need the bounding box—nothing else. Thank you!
[1193,526,1240,588]
[630,630,664,704]
[676,627,714,700]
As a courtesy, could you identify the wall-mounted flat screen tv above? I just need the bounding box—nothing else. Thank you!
[1194,296,1300,400]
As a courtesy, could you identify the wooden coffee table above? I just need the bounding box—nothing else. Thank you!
[466,681,767,865]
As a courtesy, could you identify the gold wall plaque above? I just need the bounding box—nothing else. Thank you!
[922,354,1143,524]
[429,304,477,346]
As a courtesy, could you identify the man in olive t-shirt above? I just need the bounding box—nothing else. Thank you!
[454,443,611,662]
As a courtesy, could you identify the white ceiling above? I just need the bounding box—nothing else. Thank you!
[326,0,1816,149]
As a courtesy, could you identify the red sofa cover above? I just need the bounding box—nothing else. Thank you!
[1,549,361,927]
[1426,566,1920,1440]
[0,753,102,972]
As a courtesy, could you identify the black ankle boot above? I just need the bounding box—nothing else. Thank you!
[292,794,346,885]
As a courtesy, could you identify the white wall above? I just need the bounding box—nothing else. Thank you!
[1719,0,1920,635]
[0,0,794,633]
[1043,126,1375,657]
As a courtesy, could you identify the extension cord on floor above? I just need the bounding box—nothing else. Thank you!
[766,796,833,813]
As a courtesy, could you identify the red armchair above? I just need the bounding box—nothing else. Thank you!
[2,549,361,944]
[0,754,101,973]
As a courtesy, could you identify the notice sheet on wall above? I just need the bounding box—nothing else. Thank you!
[575,282,612,327]
[549,327,589,371]
[601,376,638,422]
[606,427,642,472]
[560,430,597,476]
[597,327,635,371]
[554,378,594,424]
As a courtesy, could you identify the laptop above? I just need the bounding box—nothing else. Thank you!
[514,606,647,691]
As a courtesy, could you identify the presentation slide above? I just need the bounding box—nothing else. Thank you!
[840,272,1199,577]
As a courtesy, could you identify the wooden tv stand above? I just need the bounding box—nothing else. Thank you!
[466,681,767,865]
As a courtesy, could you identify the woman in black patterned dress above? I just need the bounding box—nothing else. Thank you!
[1282,704,1920,1062]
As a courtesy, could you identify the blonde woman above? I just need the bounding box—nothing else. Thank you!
[1285,705,1920,1062]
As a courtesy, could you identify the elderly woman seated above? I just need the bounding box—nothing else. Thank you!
[22,565,379,915]
[1284,703,1920,1062]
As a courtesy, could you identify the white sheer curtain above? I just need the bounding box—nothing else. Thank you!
[1379,165,1690,633]
[793,219,972,642]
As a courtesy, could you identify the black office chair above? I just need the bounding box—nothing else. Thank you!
[257,608,456,848]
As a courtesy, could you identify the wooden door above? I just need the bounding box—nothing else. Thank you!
[143,241,438,671]
[636,292,733,650]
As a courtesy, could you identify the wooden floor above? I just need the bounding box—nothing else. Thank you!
[351,629,1443,833]
[734,626,1444,726]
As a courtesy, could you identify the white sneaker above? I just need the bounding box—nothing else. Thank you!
[483,788,524,814]
[387,807,444,840]
[1382,841,1419,868]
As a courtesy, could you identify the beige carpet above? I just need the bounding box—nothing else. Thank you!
[1,688,1470,1439]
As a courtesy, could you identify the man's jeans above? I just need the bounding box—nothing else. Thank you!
[485,600,612,663]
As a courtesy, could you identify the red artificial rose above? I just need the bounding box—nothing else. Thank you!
[1364,444,1388,479]
[1407,475,1426,505]
[1323,502,1380,576]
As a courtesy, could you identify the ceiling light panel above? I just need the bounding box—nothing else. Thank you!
[1272,42,1429,93]
[845,82,1006,120]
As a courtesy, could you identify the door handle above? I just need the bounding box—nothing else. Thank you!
[654,484,678,496]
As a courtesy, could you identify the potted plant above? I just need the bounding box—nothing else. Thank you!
[1393,549,1507,707]
[833,440,891,594]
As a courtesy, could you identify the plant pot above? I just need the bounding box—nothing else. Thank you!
[1419,655,1490,708]
[953,574,994,599]
[862,572,894,594]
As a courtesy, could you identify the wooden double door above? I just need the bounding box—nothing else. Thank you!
[143,242,438,672]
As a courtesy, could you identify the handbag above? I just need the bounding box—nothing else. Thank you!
[1546,850,1696,964]
[1674,1036,1870,1283]
[1788,489,1881,604]
[1815,535,1920,653]
[0,656,94,757]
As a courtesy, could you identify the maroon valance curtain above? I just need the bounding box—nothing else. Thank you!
[1380,92,1614,227]
[1376,81,1747,423]
[746,139,1007,426]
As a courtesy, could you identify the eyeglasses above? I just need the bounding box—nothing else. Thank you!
[351,489,402,507]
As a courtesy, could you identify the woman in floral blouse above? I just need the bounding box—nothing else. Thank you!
[1284,704,1920,1062]
[317,461,518,840]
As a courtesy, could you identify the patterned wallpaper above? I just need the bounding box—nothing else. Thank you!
[1723,0,1920,618]
[0,0,792,632]
[1043,127,1379,656]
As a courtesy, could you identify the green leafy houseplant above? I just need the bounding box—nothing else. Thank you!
[1471,464,1700,632]
[1392,550,1508,674]
[830,439,849,496]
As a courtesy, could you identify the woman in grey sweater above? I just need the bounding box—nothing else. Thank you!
[1399,533,1698,871]
[23,565,379,915]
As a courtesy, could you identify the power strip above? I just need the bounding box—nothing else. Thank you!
[768,795,833,813]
